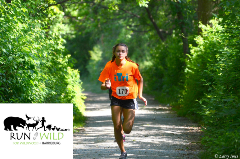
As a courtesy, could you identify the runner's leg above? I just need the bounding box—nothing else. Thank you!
[111,106,125,153]
[114,109,125,142]
[114,110,125,142]
[120,109,124,135]
[122,108,135,134]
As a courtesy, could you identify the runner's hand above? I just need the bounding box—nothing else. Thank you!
[105,79,111,89]
[139,96,147,106]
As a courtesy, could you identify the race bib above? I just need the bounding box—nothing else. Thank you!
[116,86,129,96]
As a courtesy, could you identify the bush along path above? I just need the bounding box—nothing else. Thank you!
[73,92,202,159]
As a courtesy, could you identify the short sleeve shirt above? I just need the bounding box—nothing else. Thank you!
[98,60,142,100]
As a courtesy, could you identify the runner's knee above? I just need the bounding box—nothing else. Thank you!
[123,127,132,134]
[113,124,122,132]
[123,123,132,134]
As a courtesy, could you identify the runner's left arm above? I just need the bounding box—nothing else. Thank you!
[138,77,147,106]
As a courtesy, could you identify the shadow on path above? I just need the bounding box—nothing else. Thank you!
[73,92,202,159]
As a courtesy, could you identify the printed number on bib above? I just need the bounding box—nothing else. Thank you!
[116,86,129,96]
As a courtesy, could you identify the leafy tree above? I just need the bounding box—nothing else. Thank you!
[0,0,85,121]
[181,0,240,152]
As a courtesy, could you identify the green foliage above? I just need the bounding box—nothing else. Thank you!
[182,18,240,156]
[136,0,150,7]
[86,45,103,82]
[64,32,97,77]
[63,0,155,80]
[0,0,85,123]
[143,33,185,104]
[181,20,223,119]
[139,0,197,106]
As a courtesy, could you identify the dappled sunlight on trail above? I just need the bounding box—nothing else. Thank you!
[73,92,202,159]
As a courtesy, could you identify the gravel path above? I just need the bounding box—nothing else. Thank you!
[73,92,202,159]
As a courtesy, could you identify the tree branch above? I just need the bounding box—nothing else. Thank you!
[145,7,165,42]
[118,7,141,18]
[126,27,150,33]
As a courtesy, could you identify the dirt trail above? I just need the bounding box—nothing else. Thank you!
[73,92,202,159]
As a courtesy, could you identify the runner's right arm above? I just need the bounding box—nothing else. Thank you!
[101,79,111,90]
[99,61,111,90]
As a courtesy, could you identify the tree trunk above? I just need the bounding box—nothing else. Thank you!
[197,0,213,34]
[175,2,190,56]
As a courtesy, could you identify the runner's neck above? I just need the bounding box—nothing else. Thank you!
[115,59,126,66]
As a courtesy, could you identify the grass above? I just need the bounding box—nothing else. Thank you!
[73,113,86,133]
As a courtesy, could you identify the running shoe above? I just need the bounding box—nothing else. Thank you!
[114,134,125,142]
[119,151,127,159]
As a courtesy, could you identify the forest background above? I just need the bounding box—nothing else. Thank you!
[1,0,239,158]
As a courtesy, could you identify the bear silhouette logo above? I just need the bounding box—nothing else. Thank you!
[4,117,26,131]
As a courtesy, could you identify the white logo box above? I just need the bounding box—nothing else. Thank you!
[0,104,73,159]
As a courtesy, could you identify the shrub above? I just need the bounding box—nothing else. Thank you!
[0,0,85,120]
[182,19,240,156]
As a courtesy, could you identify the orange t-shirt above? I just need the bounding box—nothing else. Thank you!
[98,60,142,100]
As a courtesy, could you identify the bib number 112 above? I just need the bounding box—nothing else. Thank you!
[116,87,129,96]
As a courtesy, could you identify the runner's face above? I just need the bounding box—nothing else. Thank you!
[114,46,128,61]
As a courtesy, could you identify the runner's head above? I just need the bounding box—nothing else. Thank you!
[112,43,128,62]
[111,43,139,66]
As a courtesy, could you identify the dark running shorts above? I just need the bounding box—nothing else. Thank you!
[110,96,138,110]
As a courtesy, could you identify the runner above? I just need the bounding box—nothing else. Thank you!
[98,43,147,159]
